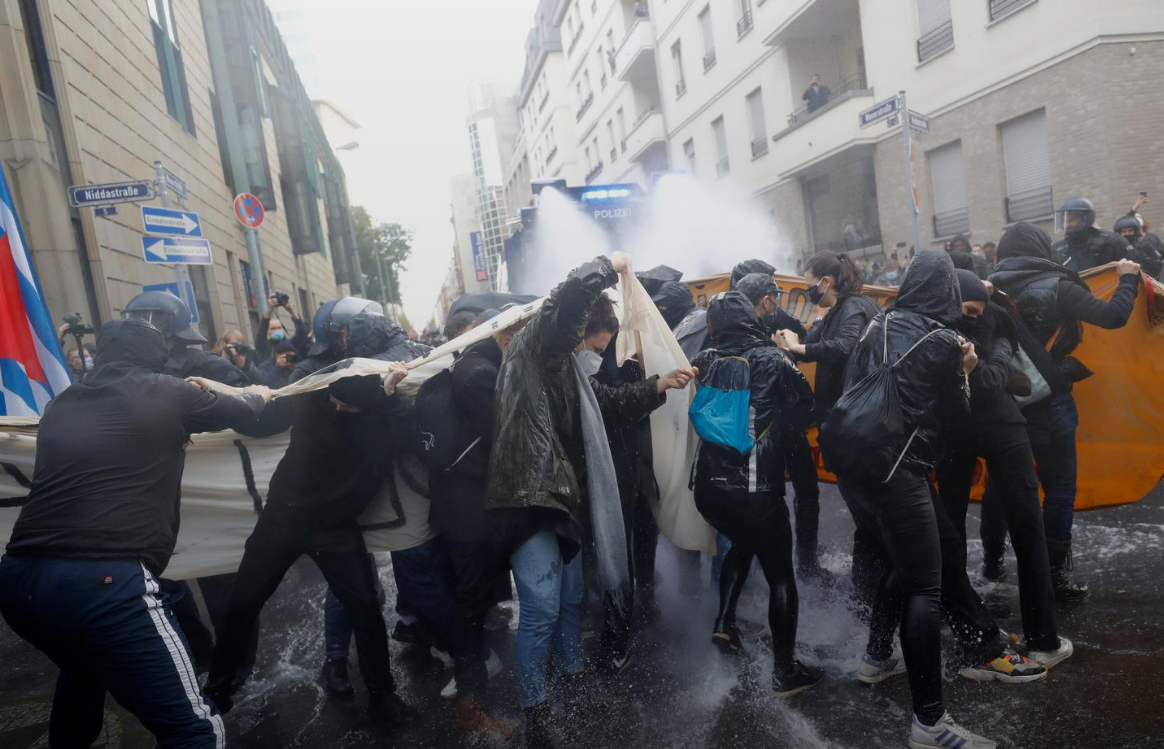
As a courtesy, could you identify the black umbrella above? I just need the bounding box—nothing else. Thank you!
[635,265,684,295]
[447,292,538,318]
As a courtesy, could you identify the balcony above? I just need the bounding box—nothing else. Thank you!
[576,93,594,122]
[737,9,754,38]
[585,161,604,184]
[770,94,878,179]
[702,49,717,72]
[761,0,859,48]
[783,73,870,130]
[615,17,656,84]
[716,156,730,178]
[624,107,664,163]
[675,76,687,98]
[917,19,954,63]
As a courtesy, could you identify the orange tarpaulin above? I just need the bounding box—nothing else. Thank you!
[686,264,1164,510]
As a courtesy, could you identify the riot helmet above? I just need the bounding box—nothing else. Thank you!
[1114,215,1143,244]
[1053,196,1096,236]
[308,296,385,356]
[123,290,206,344]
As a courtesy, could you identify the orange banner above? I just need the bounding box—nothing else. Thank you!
[686,265,1164,510]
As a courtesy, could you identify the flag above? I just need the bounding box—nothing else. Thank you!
[0,166,72,415]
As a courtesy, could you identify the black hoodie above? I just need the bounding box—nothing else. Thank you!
[651,281,696,330]
[7,319,266,575]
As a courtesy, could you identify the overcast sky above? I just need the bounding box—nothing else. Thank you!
[305,0,537,327]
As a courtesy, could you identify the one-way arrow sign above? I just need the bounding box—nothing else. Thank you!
[141,236,213,265]
[141,206,202,237]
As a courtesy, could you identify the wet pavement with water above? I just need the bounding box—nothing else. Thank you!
[3,482,1164,748]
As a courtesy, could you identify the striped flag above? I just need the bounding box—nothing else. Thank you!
[0,166,72,415]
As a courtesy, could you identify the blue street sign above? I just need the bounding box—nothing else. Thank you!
[143,280,199,324]
[859,96,899,129]
[908,110,932,133]
[142,236,213,265]
[68,180,155,207]
[141,206,202,237]
[95,206,117,218]
[161,167,188,200]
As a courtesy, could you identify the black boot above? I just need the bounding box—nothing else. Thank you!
[772,660,825,698]
[202,673,236,715]
[1047,540,1089,601]
[322,658,354,698]
[523,702,559,749]
[367,690,419,726]
[711,618,744,655]
[982,541,1008,583]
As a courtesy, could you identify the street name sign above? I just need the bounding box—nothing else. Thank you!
[142,236,213,265]
[908,110,932,133]
[68,180,155,208]
[859,97,899,129]
[141,206,203,237]
[161,167,188,200]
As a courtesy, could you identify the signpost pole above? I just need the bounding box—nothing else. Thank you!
[899,91,922,253]
[154,160,188,294]
[245,227,267,308]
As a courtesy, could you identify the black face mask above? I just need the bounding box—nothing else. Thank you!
[957,314,980,338]
[807,279,827,306]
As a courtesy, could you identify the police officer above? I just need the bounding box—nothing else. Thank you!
[1114,214,1164,278]
[124,290,251,387]
[1051,196,1134,272]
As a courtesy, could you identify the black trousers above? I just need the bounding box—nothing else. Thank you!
[209,505,396,694]
[446,539,502,697]
[783,429,822,568]
[694,488,799,674]
[936,422,1059,651]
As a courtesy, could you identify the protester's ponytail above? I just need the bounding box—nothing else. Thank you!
[805,251,863,297]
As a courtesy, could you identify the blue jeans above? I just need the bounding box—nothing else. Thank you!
[323,555,385,661]
[0,556,224,749]
[1026,392,1080,544]
[511,531,584,708]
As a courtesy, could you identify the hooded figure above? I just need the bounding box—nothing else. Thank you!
[651,280,696,330]
[946,234,989,280]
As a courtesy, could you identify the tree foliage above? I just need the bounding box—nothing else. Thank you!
[352,206,412,306]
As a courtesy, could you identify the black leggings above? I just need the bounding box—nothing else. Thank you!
[694,488,799,675]
[783,429,822,568]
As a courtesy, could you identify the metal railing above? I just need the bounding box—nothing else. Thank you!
[716,156,730,177]
[546,145,558,164]
[703,49,717,71]
[1005,185,1054,223]
[585,162,604,184]
[737,9,753,38]
[933,207,970,238]
[751,137,768,158]
[621,139,627,153]
[568,23,586,55]
[786,72,868,126]
[538,91,550,114]
[917,19,954,63]
[676,76,687,98]
[989,0,1036,22]
[576,93,594,121]
[610,147,617,163]
[601,73,608,90]
[631,104,659,131]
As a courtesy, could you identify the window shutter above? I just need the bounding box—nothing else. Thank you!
[1002,109,1053,221]
[917,0,952,35]
[929,141,969,236]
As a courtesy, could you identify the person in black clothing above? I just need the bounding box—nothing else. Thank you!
[205,318,419,727]
[1051,196,1135,272]
[947,234,990,279]
[124,289,251,387]
[0,318,269,749]
[691,291,822,696]
[935,270,1073,671]
[1114,213,1164,278]
[987,222,1140,600]
[291,296,395,383]
[254,292,310,364]
[802,74,830,113]
[775,251,880,598]
[258,339,299,388]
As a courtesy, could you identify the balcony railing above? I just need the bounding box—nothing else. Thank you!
[631,104,659,131]
[600,73,608,90]
[547,145,558,164]
[538,91,550,114]
[568,23,586,55]
[917,19,954,63]
[750,137,769,158]
[737,9,753,38]
[1005,185,1054,223]
[608,50,617,73]
[786,73,868,126]
[703,49,717,71]
[576,93,594,121]
[676,76,687,98]
[620,139,627,153]
[989,0,1036,22]
[716,156,730,178]
[610,147,617,162]
[585,162,604,184]
[933,207,970,238]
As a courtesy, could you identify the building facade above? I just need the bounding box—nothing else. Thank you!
[0,0,360,347]
[466,81,520,291]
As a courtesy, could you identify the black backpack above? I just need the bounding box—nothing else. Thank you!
[819,312,951,482]
[414,363,481,473]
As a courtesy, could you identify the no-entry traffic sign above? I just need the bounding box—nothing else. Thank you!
[233,193,265,228]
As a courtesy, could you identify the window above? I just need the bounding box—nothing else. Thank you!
[584,70,592,97]
[148,0,195,133]
[576,81,584,105]
[616,107,627,150]
[929,141,969,236]
[606,29,616,71]
[607,120,617,161]
[699,7,716,71]
[683,138,696,173]
[736,0,753,38]
[672,41,687,97]
[1001,109,1053,222]
[712,116,729,177]
[585,145,592,170]
[746,88,768,157]
[989,0,1036,22]
[916,0,954,63]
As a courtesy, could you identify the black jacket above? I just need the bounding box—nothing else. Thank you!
[166,345,250,387]
[673,305,710,362]
[799,294,879,421]
[843,252,970,476]
[1052,226,1133,273]
[254,315,310,364]
[960,302,1024,426]
[802,84,830,112]
[6,320,265,575]
[692,292,814,495]
[1134,234,1164,279]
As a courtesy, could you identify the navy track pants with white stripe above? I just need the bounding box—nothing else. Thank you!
[0,555,225,749]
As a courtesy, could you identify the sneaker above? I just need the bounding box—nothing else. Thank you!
[711,619,744,655]
[321,658,354,698]
[857,649,907,685]
[1023,636,1074,670]
[609,643,633,675]
[959,648,1047,684]
[909,712,997,749]
[441,650,503,700]
[772,660,824,697]
[430,646,455,668]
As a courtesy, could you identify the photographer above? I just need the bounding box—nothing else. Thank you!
[258,339,299,388]
[214,330,265,386]
[57,313,96,380]
[256,291,310,364]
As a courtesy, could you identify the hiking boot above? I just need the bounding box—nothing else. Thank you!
[959,648,1047,684]
[982,542,1008,583]
[1022,636,1075,670]
[909,712,997,749]
[440,649,503,700]
[711,618,744,655]
[773,660,824,697]
[1048,540,1090,601]
[523,702,560,749]
[857,649,908,685]
[454,695,519,738]
[322,658,354,698]
[392,619,433,646]
[367,690,419,726]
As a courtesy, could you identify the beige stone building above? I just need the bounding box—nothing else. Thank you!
[0,0,360,346]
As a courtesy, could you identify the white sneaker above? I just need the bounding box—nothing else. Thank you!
[1025,636,1074,670]
[430,646,454,668]
[909,712,997,749]
[440,650,503,700]
[857,648,907,684]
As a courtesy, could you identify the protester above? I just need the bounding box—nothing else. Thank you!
[981,241,998,269]
[988,222,1140,599]
[255,292,309,364]
[124,290,250,386]
[443,310,479,343]
[947,234,989,279]
[653,280,707,361]
[0,318,270,749]
[1052,196,1134,272]
[935,270,1073,669]
[774,251,879,595]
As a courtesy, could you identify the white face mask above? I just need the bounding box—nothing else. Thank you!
[575,349,604,377]
[82,356,94,370]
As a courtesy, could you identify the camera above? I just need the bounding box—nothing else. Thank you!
[273,291,290,307]
[61,313,95,338]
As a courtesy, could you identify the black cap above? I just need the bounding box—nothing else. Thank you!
[735,273,780,306]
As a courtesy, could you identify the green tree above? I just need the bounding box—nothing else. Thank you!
[352,206,412,306]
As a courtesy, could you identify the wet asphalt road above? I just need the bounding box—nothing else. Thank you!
[3,482,1164,749]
